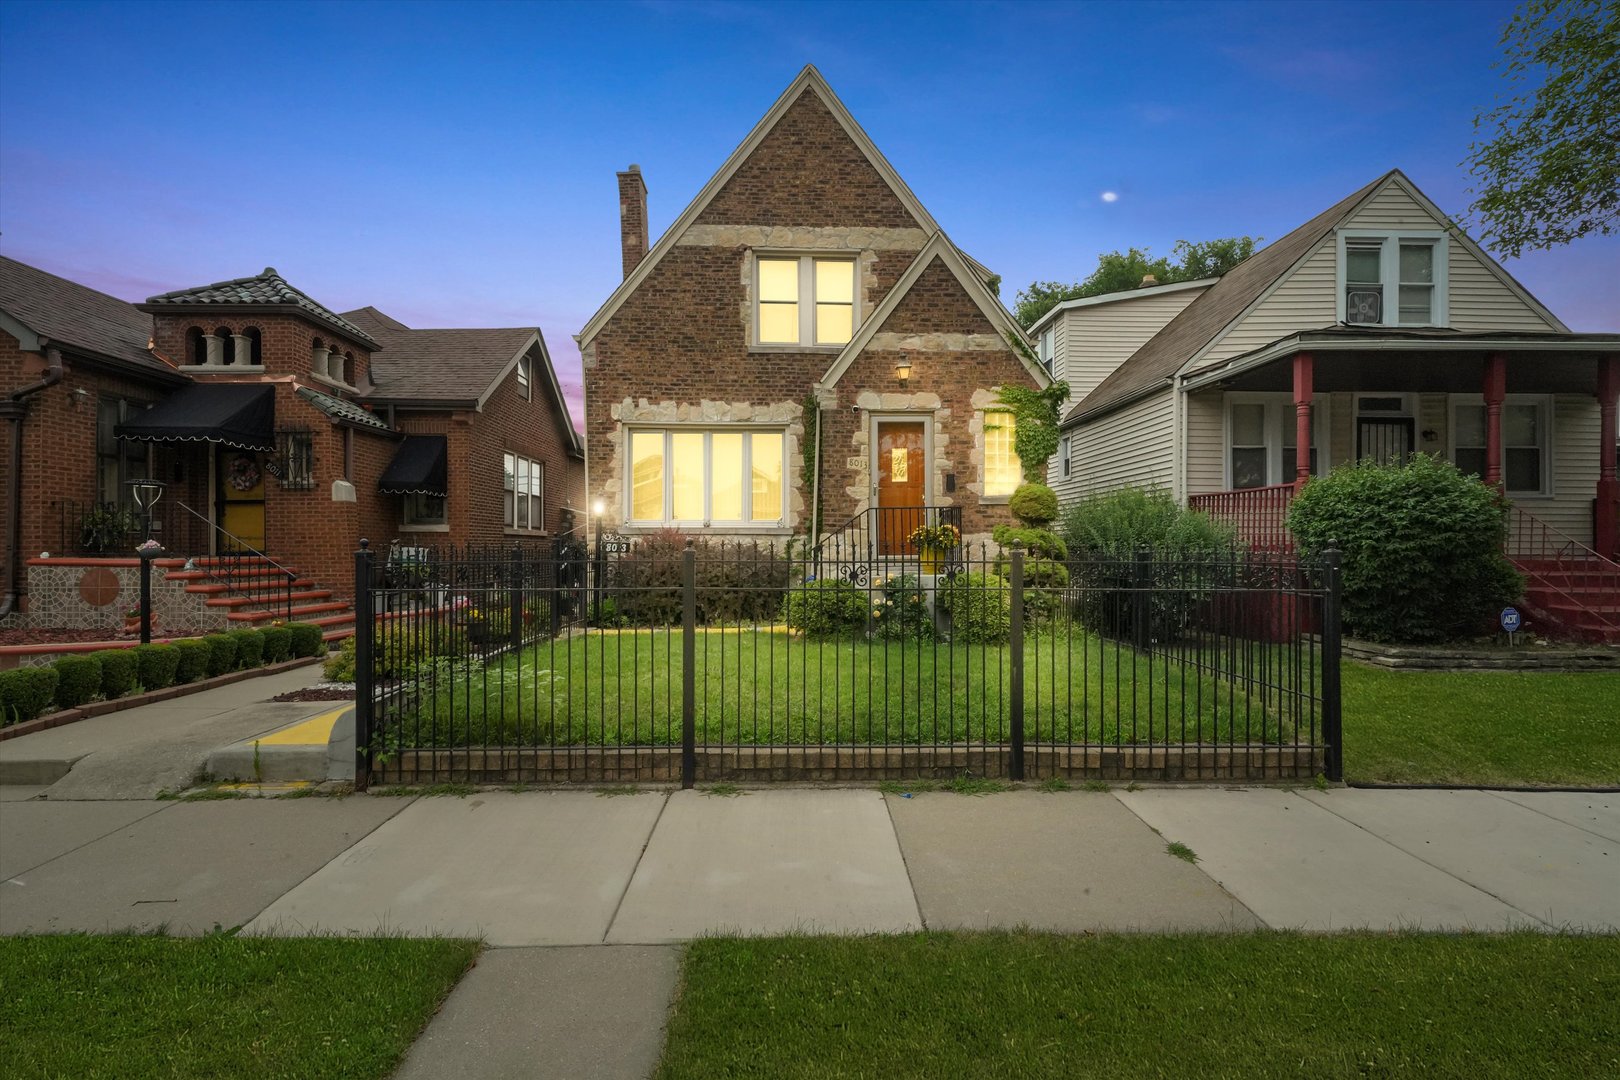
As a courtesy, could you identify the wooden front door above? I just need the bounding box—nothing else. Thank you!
[876,421,925,556]
[1357,418,1414,466]
[216,448,267,552]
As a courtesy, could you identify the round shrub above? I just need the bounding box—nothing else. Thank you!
[1287,455,1523,643]
[939,572,1011,644]
[992,524,1067,560]
[202,634,238,678]
[230,628,265,669]
[174,639,210,684]
[1,667,59,725]
[52,655,102,708]
[1008,482,1059,527]
[261,626,293,664]
[92,649,138,699]
[286,621,324,658]
[133,644,181,691]
[1060,487,1235,557]
[782,579,869,638]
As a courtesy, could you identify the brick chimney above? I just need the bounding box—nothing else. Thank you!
[617,164,649,279]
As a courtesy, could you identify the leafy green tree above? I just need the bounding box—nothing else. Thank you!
[1464,0,1618,256]
[1013,237,1259,327]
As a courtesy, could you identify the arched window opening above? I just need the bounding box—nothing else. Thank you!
[342,352,355,386]
[243,327,263,366]
[186,327,206,366]
[214,328,233,366]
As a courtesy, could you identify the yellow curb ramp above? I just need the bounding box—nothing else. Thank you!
[206,705,352,784]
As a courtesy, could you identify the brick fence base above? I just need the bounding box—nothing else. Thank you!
[378,744,1324,785]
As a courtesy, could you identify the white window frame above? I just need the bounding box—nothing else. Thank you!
[1447,394,1554,497]
[503,452,545,532]
[1335,230,1448,328]
[516,355,531,400]
[1223,393,1331,489]
[1038,327,1055,374]
[751,253,858,349]
[1059,435,1071,478]
[624,427,788,527]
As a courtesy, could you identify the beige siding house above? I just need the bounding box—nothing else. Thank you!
[1057,170,1619,635]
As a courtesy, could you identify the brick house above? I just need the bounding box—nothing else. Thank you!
[1,256,582,635]
[577,66,1049,556]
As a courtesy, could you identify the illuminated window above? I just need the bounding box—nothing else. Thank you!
[503,452,544,530]
[983,411,1020,497]
[755,256,856,346]
[626,429,785,525]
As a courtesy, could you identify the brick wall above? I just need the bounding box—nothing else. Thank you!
[151,311,373,389]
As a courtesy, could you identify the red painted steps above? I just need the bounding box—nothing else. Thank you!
[159,554,358,644]
[1511,557,1620,644]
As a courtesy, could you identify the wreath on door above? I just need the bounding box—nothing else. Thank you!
[227,454,261,492]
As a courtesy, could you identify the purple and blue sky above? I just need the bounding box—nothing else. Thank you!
[2,0,1615,422]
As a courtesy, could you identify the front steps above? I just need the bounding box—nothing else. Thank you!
[164,556,356,644]
[1512,558,1620,644]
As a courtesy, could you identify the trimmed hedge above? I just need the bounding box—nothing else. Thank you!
[52,655,102,709]
[1009,482,1059,527]
[230,628,265,669]
[1,667,59,726]
[202,634,238,678]
[939,572,1011,644]
[92,649,138,699]
[261,626,293,664]
[782,580,869,638]
[1287,455,1523,643]
[174,639,210,684]
[286,621,324,658]
[133,644,181,691]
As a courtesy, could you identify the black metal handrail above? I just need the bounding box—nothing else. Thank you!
[814,504,964,565]
[173,500,299,619]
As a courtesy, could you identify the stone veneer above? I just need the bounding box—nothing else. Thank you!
[9,561,226,636]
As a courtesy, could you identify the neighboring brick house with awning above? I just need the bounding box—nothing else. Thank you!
[1,257,582,633]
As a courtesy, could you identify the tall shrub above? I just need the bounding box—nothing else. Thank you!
[1287,455,1522,643]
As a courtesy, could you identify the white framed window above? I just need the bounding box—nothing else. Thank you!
[1336,231,1447,327]
[516,355,531,400]
[626,428,786,526]
[402,493,446,526]
[753,255,856,346]
[1448,395,1552,496]
[983,411,1020,497]
[1059,435,1071,477]
[1224,394,1330,489]
[1038,327,1054,374]
[503,452,544,530]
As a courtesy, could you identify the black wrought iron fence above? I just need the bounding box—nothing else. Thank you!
[56,498,206,556]
[353,536,1341,789]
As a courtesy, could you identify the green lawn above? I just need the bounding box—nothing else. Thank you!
[1343,662,1620,785]
[657,931,1620,1080]
[0,934,479,1080]
[389,629,1311,749]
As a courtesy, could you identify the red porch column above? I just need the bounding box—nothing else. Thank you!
[1483,353,1507,488]
[1292,352,1314,493]
[1596,354,1620,558]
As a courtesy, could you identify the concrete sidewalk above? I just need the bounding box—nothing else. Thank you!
[0,665,330,799]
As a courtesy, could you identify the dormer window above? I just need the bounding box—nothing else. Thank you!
[754,255,856,347]
[1338,232,1446,327]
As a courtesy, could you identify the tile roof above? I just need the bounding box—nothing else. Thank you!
[296,385,394,432]
[1065,172,1392,425]
[344,308,537,404]
[0,255,179,378]
[144,267,379,349]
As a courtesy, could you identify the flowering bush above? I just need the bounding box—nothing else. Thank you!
[907,522,960,554]
[873,575,935,641]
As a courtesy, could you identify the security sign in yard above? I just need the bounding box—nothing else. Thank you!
[1500,606,1522,637]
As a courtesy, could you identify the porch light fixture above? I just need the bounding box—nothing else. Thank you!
[592,499,605,519]
[126,477,166,514]
[896,356,912,385]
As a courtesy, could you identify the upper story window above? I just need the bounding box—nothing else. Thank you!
[755,256,856,347]
[1338,232,1447,327]
[186,326,262,367]
[517,355,532,399]
[983,411,1020,498]
[1038,327,1054,374]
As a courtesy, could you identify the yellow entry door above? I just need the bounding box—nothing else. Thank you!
[217,449,267,552]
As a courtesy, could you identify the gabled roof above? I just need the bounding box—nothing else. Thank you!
[0,255,180,380]
[347,308,584,456]
[819,233,1046,389]
[143,267,379,349]
[1025,277,1218,337]
[578,65,943,346]
[1064,169,1573,427]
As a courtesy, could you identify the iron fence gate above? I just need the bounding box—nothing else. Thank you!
[352,535,1341,788]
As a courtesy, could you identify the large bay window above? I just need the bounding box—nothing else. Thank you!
[755,256,856,346]
[1449,396,1551,495]
[1225,395,1328,489]
[503,453,544,530]
[1338,232,1446,326]
[628,428,785,526]
[983,411,1020,497]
